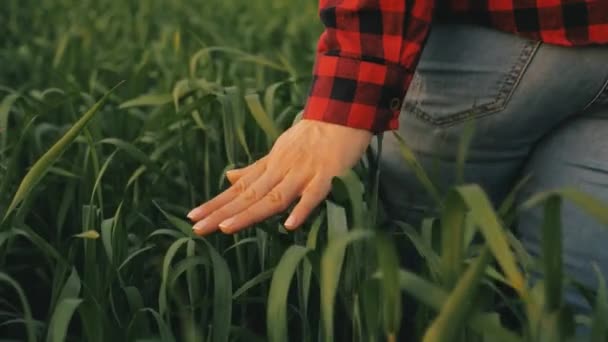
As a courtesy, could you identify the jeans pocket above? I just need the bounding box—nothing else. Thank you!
[403,24,541,127]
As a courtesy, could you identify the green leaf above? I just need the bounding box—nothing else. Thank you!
[97,138,159,173]
[46,298,83,342]
[0,93,20,151]
[321,229,374,340]
[123,287,149,340]
[136,308,175,342]
[327,200,349,242]
[452,185,526,296]
[392,131,442,205]
[267,245,310,342]
[0,272,36,342]
[440,191,468,288]
[455,120,475,184]
[56,267,81,302]
[0,231,13,249]
[302,213,324,314]
[522,187,608,226]
[375,234,402,339]
[591,264,608,342]
[154,202,193,236]
[199,238,232,342]
[119,93,173,108]
[100,218,114,264]
[498,174,532,218]
[89,149,118,204]
[159,237,190,317]
[264,81,286,119]
[12,226,65,265]
[422,247,491,342]
[331,170,366,229]
[233,268,275,300]
[394,221,441,282]
[541,196,562,312]
[244,93,280,142]
[3,82,124,221]
[117,246,155,275]
[396,269,520,342]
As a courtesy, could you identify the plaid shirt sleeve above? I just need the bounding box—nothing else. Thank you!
[303,0,435,133]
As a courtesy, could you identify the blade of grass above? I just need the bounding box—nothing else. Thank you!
[159,237,190,318]
[0,272,36,342]
[3,81,124,222]
[0,93,19,152]
[452,185,526,296]
[394,221,441,281]
[455,120,475,184]
[591,264,608,341]
[302,213,324,314]
[375,234,402,340]
[244,93,280,142]
[522,187,608,226]
[46,298,83,342]
[392,131,442,205]
[198,237,232,342]
[119,93,172,109]
[321,229,374,340]
[232,268,275,300]
[331,170,365,230]
[267,245,311,342]
[541,196,562,312]
[422,247,491,342]
[395,269,519,342]
[440,191,468,288]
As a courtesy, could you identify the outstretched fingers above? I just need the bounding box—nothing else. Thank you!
[225,157,267,184]
[217,171,306,234]
[283,177,332,230]
[191,168,282,235]
[188,160,266,224]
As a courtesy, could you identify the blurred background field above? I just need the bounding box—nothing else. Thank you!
[2,1,608,341]
[1,0,321,340]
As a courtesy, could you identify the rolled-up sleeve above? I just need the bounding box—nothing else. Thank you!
[303,0,435,133]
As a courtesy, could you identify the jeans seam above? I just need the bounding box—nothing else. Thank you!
[405,40,541,127]
[581,77,608,112]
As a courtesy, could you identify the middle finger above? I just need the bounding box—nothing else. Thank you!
[192,169,282,234]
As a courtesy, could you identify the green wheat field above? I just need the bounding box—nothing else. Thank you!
[2,0,608,341]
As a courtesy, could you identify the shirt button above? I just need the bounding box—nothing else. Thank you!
[390,97,401,110]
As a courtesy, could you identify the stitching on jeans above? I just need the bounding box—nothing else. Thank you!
[405,40,541,127]
[581,77,608,112]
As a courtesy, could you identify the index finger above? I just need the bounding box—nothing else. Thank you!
[187,161,266,221]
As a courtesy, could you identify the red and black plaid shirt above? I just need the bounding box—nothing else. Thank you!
[303,0,608,133]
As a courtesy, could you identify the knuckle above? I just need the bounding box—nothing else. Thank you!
[243,187,258,201]
[267,190,288,210]
[233,179,249,194]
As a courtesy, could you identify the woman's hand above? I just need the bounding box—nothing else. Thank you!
[188,119,373,235]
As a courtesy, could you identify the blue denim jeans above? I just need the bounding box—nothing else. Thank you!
[373,23,608,315]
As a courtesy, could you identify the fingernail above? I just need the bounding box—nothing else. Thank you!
[187,208,202,220]
[192,218,210,232]
[284,215,296,229]
[219,217,235,230]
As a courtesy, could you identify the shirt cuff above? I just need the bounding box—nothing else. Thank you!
[302,54,413,133]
